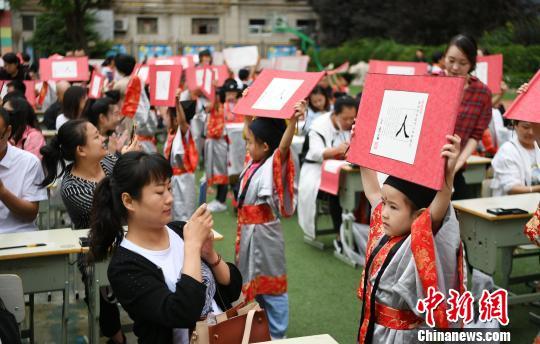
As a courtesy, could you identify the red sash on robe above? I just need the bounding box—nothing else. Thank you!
[207,105,225,139]
[357,203,463,343]
[164,128,199,175]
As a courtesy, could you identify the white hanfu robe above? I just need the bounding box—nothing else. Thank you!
[298,112,350,239]
[358,204,466,343]
[491,136,540,196]
[236,149,296,301]
[164,128,198,221]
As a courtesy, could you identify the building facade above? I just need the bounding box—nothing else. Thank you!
[12,0,318,59]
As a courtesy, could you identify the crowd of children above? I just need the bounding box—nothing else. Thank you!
[0,32,539,344]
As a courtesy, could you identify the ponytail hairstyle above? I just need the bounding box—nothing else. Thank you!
[39,119,88,187]
[89,151,172,261]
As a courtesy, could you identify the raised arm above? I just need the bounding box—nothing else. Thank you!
[430,134,461,230]
[279,100,306,158]
[175,94,189,135]
[360,167,382,208]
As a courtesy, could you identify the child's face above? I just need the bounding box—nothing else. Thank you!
[246,129,268,162]
[309,93,326,112]
[380,184,416,237]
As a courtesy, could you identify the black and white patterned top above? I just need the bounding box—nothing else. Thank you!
[61,154,117,229]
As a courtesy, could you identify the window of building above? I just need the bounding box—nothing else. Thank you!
[248,18,271,35]
[22,15,35,31]
[192,18,219,35]
[296,19,317,34]
[137,17,158,34]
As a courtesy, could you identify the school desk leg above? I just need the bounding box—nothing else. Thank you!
[497,247,514,290]
[62,256,70,344]
[88,264,100,344]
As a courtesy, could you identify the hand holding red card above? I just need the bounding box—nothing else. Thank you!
[185,67,215,101]
[346,73,465,190]
[148,65,183,106]
[368,60,428,76]
[504,70,540,123]
[232,69,325,119]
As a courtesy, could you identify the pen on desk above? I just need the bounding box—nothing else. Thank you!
[0,243,47,251]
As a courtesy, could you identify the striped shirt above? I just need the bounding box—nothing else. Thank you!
[61,155,117,229]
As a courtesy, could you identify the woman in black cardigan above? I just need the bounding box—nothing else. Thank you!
[89,152,242,343]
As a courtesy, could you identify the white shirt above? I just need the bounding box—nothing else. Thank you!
[0,145,48,233]
[120,226,221,344]
[55,114,68,130]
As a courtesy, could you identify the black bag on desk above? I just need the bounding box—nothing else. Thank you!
[0,296,21,344]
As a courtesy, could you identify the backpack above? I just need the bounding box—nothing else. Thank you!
[299,131,326,165]
[0,296,21,344]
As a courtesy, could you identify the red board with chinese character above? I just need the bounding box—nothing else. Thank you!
[148,64,183,107]
[88,71,105,99]
[185,66,215,101]
[39,57,89,81]
[346,73,465,190]
[232,69,325,119]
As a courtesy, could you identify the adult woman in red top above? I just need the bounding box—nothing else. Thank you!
[443,34,492,199]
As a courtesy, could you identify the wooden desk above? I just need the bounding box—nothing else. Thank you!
[463,156,492,198]
[259,334,338,344]
[74,228,224,344]
[336,164,364,267]
[453,193,540,304]
[0,228,83,344]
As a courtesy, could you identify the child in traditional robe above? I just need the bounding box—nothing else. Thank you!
[162,96,198,221]
[236,100,305,340]
[205,78,242,212]
[357,134,466,343]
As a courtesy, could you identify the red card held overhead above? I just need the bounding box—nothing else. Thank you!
[474,54,503,94]
[211,65,229,87]
[148,64,183,107]
[504,70,540,123]
[346,73,465,190]
[185,67,215,101]
[0,80,36,107]
[39,57,89,81]
[88,71,105,99]
[368,60,428,76]
[233,69,325,119]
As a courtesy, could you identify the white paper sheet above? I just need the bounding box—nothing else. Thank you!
[137,66,149,83]
[212,51,224,66]
[370,90,429,164]
[274,56,309,72]
[155,59,174,66]
[203,69,213,94]
[386,66,415,75]
[323,159,349,173]
[90,75,102,97]
[52,61,78,78]
[259,58,275,70]
[196,69,204,86]
[223,46,259,70]
[252,78,304,111]
[155,71,171,100]
[473,61,488,85]
[180,57,191,70]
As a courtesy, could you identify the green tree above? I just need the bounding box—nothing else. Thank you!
[30,11,110,57]
[309,0,539,46]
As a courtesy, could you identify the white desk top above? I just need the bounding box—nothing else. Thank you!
[0,228,82,260]
[259,334,338,344]
[452,193,540,221]
[466,155,492,165]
